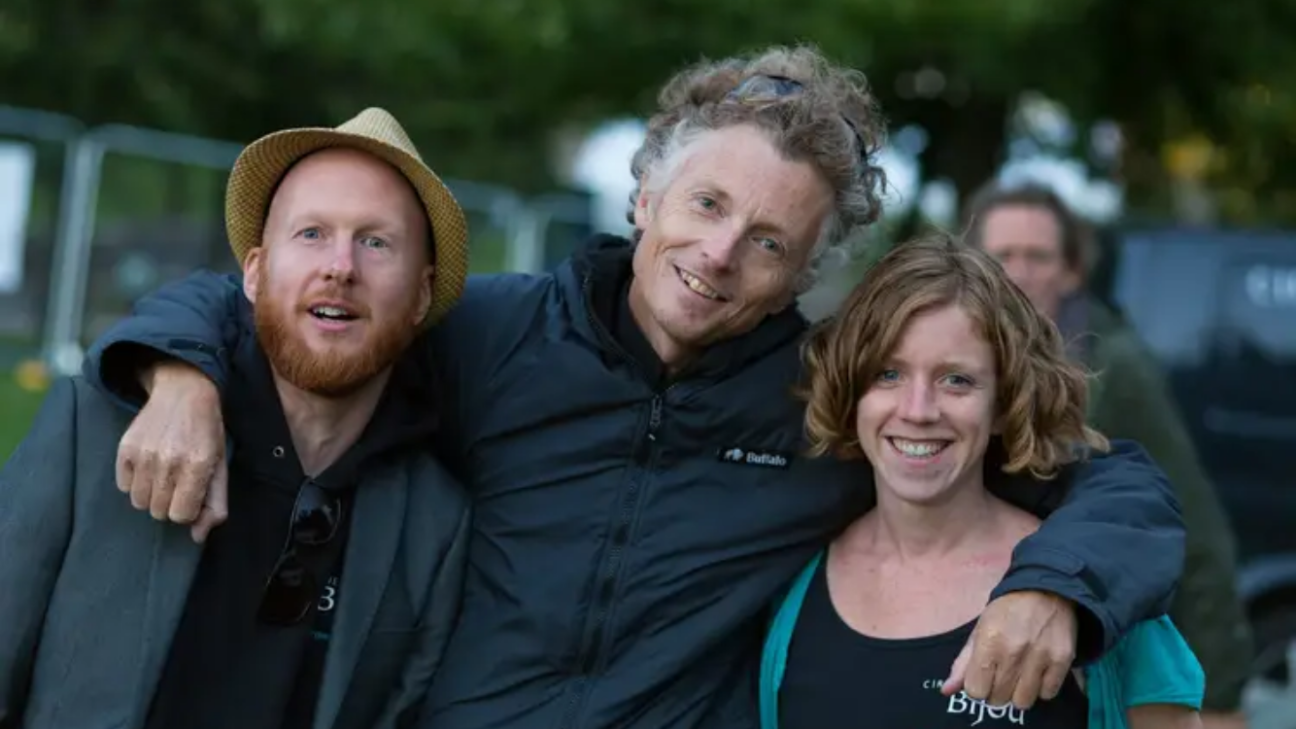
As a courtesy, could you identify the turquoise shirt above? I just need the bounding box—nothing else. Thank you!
[760,552,1204,729]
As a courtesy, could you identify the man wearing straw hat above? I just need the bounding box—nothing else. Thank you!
[0,108,470,729]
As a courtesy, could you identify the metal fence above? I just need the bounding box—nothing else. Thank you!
[0,106,594,375]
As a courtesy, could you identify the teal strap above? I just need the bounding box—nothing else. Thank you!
[758,551,824,729]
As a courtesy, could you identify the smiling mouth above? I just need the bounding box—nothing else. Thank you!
[675,266,727,302]
[887,437,950,459]
[308,305,359,322]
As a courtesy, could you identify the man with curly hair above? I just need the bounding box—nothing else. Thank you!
[78,46,1184,729]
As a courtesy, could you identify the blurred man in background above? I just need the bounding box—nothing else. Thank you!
[964,181,1254,729]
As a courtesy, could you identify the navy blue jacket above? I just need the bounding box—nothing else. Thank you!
[85,236,1185,729]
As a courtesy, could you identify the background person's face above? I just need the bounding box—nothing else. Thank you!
[978,204,1078,320]
[243,148,433,398]
[629,125,834,364]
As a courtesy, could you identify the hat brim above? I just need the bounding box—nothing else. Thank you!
[225,128,469,326]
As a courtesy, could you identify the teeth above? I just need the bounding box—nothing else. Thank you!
[312,306,351,319]
[678,269,721,300]
[891,438,947,457]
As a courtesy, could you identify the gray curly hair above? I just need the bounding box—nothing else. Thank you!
[627,45,888,291]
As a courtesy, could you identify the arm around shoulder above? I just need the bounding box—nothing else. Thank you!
[0,378,80,723]
[424,272,554,450]
[990,440,1185,662]
[83,269,246,410]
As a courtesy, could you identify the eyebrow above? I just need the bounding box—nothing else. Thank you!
[285,213,409,239]
[887,354,992,377]
[693,182,792,239]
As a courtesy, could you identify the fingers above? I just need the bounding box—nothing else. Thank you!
[114,378,226,527]
[168,450,222,524]
[942,637,973,696]
[1038,659,1072,702]
[986,642,1025,706]
[1038,626,1076,701]
[190,463,230,544]
[148,456,179,521]
[1008,647,1050,709]
[126,446,156,512]
[967,592,1077,708]
[960,621,1030,706]
[961,626,1002,702]
[190,508,221,544]
[115,440,135,494]
[1033,610,1078,703]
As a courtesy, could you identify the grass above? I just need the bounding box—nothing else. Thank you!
[0,367,48,463]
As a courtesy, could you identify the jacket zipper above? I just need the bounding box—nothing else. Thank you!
[560,273,666,728]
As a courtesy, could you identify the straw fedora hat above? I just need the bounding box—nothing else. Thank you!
[225,107,469,325]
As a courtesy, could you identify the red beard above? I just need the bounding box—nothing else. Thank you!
[253,263,419,398]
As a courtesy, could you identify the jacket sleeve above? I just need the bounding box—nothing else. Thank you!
[1091,335,1251,710]
[392,504,471,728]
[82,270,246,411]
[988,440,1186,664]
[0,378,78,727]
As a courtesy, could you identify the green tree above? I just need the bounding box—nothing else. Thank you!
[1,0,1292,221]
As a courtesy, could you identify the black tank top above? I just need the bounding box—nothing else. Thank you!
[779,557,1089,729]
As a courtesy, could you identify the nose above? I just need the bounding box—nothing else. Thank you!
[1001,256,1033,290]
[699,225,744,270]
[898,381,939,423]
[323,237,357,282]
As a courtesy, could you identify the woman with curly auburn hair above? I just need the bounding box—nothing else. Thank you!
[760,235,1205,729]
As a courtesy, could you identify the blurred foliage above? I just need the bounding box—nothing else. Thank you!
[0,0,1293,221]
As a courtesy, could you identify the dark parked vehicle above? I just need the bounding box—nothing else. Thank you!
[1095,226,1296,683]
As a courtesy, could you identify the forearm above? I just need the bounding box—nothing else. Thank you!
[83,270,245,410]
[991,440,1185,662]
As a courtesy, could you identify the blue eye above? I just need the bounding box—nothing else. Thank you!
[301,227,322,240]
[943,373,974,387]
[756,237,786,256]
[876,369,900,383]
[361,236,388,249]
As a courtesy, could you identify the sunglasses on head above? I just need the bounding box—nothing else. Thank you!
[725,74,870,161]
[258,479,344,626]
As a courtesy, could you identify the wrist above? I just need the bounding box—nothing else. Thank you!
[143,360,215,400]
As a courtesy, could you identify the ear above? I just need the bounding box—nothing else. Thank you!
[633,182,654,231]
[413,265,434,326]
[242,247,264,305]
